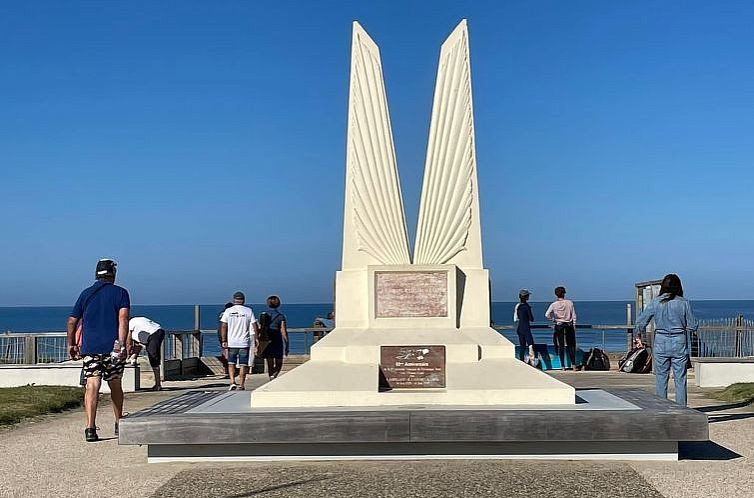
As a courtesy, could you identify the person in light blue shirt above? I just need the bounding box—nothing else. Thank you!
[634,274,698,406]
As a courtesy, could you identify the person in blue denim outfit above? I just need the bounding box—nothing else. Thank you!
[634,274,698,406]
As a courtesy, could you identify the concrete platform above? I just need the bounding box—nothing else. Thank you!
[694,357,754,388]
[311,327,514,362]
[252,326,575,408]
[0,361,139,393]
[251,358,574,407]
[119,387,708,462]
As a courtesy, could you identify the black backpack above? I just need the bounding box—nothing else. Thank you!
[257,312,272,342]
[584,348,610,371]
[619,347,651,374]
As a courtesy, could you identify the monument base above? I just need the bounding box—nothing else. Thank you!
[146,441,679,463]
[119,388,708,462]
[250,327,575,408]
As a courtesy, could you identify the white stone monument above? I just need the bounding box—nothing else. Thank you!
[252,20,574,408]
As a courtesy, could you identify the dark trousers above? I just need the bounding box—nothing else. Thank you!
[145,329,165,368]
[517,329,535,361]
[553,323,576,367]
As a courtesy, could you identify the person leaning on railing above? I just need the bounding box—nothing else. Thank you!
[634,273,698,407]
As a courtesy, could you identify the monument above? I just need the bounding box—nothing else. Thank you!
[119,20,708,461]
[250,20,574,408]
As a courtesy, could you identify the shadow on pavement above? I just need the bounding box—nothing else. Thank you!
[696,400,753,412]
[680,440,742,460]
[226,476,332,498]
[708,412,754,423]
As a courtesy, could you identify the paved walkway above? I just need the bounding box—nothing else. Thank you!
[1,370,752,498]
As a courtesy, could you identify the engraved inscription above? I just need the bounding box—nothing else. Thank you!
[380,345,446,389]
[375,271,448,318]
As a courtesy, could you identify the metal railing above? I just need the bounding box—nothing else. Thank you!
[695,316,754,358]
[4,317,753,365]
[0,332,69,364]
[0,327,332,364]
[493,323,635,352]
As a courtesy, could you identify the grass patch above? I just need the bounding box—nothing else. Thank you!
[0,385,83,426]
[712,383,754,404]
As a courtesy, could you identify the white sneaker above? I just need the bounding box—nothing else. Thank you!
[228,384,237,391]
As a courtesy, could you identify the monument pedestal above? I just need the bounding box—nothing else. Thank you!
[251,328,574,408]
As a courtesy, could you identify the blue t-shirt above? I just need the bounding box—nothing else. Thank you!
[70,281,131,355]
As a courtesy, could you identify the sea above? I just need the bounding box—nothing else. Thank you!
[2,300,754,354]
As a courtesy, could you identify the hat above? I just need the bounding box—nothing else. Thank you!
[232,291,245,301]
[95,259,117,278]
[519,289,530,297]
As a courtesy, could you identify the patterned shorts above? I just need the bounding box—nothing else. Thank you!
[82,354,125,381]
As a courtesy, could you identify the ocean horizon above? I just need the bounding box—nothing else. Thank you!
[3,300,754,354]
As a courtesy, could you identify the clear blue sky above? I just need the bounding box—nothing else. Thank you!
[2,1,753,305]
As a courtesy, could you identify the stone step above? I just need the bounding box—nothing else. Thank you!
[251,358,574,408]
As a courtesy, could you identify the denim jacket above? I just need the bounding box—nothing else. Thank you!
[634,294,698,335]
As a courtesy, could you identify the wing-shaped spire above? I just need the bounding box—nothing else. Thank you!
[341,22,411,269]
[413,20,483,268]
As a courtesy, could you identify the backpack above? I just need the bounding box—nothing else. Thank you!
[257,312,272,342]
[619,347,651,374]
[584,348,610,371]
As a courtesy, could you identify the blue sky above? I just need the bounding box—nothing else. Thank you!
[1,1,753,305]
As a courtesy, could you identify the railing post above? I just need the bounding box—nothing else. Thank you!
[175,333,185,375]
[194,305,202,358]
[736,314,744,357]
[626,303,633,351]
[24,336,37,364]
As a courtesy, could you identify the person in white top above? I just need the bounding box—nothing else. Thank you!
[219,291,258,390]
[545,286,578,371]
[126,316,166,390]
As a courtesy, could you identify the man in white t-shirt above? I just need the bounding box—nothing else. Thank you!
[219,291,258,390]
[127,316,166,390]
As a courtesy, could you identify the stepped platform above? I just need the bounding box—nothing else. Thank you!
[118,387,708,462]
[251,358,572,407]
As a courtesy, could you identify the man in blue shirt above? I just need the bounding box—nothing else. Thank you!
[67,259,131,442]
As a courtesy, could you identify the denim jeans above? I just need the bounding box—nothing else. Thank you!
[653,333,688,406]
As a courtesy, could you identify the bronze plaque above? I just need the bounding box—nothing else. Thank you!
[379,345,446,389]
[375,271,448,318]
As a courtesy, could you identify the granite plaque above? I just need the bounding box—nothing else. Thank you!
[379,345,446,388]
[375,271,448,318]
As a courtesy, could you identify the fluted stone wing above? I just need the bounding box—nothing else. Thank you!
[414,20,481,267]
[342,22,411,268]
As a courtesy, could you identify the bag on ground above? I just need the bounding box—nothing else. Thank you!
[619,347,651,374]
[584,347,610,371]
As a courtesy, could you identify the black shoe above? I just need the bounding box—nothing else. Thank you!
[85,428,99,442]
[114,421,119,436]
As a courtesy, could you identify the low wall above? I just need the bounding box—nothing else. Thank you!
[0,361,140,392]
[163,357,203,380]
[694,357,754,388]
